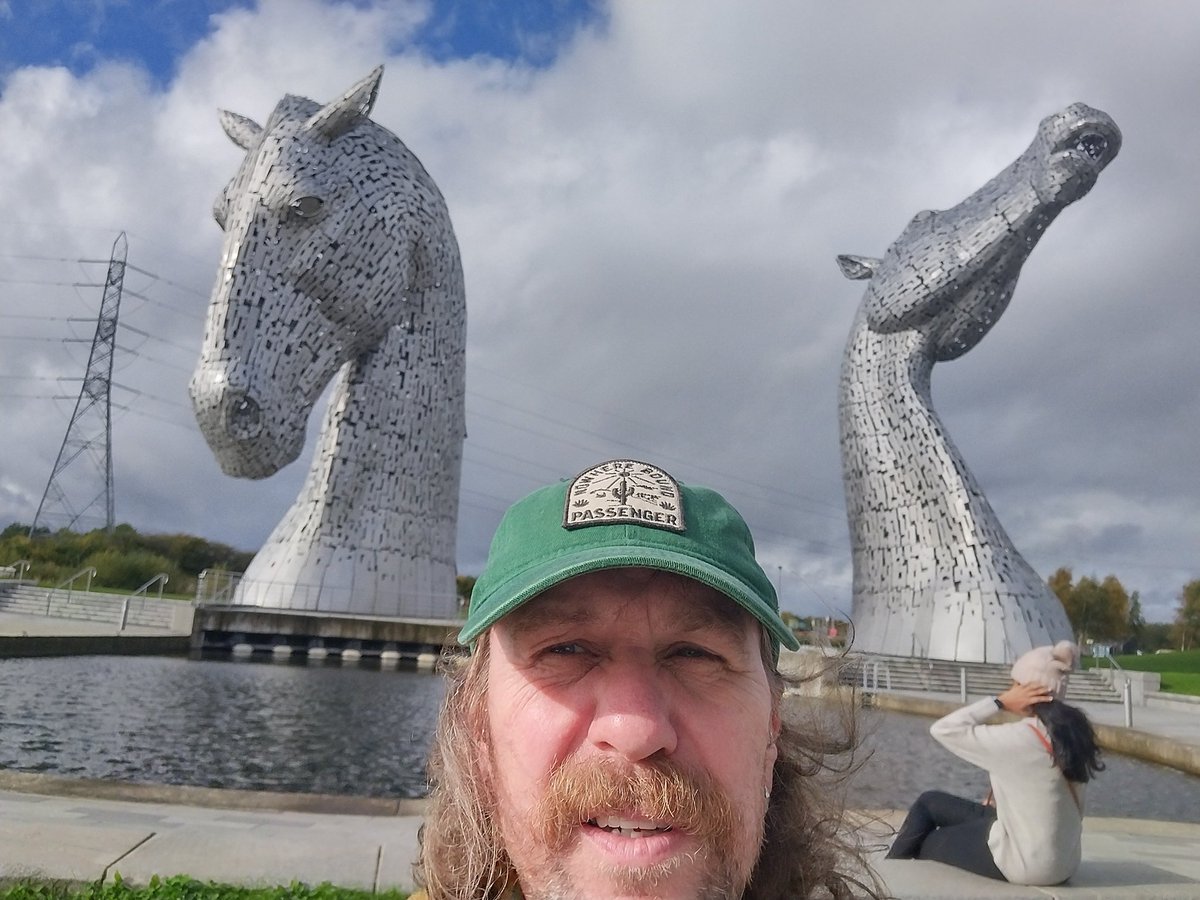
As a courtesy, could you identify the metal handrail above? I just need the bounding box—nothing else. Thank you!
[1088,647,1126,675]
[196,568,240,606]
[862,659,892,692]
[2,559,31,580]
[120,573,172,630]
[132,573,170,601]
[1086,650,1133,726]
[44,566,97,613]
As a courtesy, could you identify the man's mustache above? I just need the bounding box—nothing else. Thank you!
[534,755,740,852]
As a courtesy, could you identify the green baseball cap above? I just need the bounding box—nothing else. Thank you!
[460,459,799,654]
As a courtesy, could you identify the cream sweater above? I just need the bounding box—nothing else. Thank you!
[929,697,1084,885]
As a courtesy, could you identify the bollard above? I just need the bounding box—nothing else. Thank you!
[960,667,968,703]
[1123,678,1133,728]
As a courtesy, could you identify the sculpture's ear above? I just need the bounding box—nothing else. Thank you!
[836,254,881,280]
[305,65,384,140]
[219,110,263,150]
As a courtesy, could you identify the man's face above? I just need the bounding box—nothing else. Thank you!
[483,568,780,900]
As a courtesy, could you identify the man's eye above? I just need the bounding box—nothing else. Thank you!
[547,643,583,655]
[673,645,721,661]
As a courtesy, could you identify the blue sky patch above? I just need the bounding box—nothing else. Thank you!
[0,0,604,85]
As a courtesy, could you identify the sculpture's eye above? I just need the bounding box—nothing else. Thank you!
[1074,133,1107,161]
[290,196,325,220]
[213,184,232,230]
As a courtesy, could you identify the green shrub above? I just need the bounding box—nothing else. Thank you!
[0,524,252,596]
[84,549,183,593]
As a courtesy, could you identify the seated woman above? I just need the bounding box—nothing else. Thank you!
[886,641,1104,885]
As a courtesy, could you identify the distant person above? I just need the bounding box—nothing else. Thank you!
[413,459,881,899]
[886,640,1103,885]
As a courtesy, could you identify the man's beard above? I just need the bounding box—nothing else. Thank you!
[511,755,758,900]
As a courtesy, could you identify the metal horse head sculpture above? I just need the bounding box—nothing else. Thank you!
[837,103,1120,662]
[190,67,466,618]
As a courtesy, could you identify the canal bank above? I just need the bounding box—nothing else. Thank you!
[3,779,1200,898]
[0,608,192,658]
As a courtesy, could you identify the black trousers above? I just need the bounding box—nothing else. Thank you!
[886,790,1007,881]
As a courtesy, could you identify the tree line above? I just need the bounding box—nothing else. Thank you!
[1048,567,1200,653]
[4,523,1198,650]
[0,523,254,598]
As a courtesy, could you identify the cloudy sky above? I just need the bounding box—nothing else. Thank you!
[1,0,1196,624]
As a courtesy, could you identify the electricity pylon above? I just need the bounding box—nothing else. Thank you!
[30,233,128,536]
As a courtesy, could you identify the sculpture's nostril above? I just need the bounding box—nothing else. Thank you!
[1075,132,1107,160]
[226,394,263,440]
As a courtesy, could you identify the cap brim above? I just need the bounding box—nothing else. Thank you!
[458,543,800,651]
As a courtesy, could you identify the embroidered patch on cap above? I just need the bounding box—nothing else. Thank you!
[563,459,685,532]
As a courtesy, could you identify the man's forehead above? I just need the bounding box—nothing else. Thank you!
[501,568,754,637]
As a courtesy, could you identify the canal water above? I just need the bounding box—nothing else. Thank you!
[1,655,1198,822]
[851,706,1200,823]
[0,654,443,798]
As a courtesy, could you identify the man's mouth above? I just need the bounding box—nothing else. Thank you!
[586,815,674,838]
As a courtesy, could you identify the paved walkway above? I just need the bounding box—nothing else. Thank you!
[3,783,1199,898]
[864,810,1200,899]
[0,780,423,893]
[0,609,187,638]
[3,613,1200,896]
[0,609,182,638]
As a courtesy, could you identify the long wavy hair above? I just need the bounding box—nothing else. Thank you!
[415,633,883,900]
[1033,698,1105,784]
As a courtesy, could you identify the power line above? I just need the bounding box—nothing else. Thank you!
[112,380,189,411]
[122,287,206,322]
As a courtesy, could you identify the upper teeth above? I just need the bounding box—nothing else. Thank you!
[589,816,671,836]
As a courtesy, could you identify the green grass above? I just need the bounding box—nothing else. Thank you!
[85,585,193,602]
[1084,648,1200,696]
[1156,672,1200,695]
[0,875,410,900]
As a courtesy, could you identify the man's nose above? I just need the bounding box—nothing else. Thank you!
[586,661,678,761]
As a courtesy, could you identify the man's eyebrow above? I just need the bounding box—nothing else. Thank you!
[507,591,748,638]
[505,601,597,639]
[672,594,750,634]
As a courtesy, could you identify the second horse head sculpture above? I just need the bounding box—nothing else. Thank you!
[837,103,1121,662]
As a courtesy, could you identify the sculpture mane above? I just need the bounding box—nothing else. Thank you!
[189,67,466,619]
[837,103,1120,662]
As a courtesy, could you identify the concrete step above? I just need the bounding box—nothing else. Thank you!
[0,583,179,629]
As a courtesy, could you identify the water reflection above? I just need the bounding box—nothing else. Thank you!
[0,655,443,797]
[2,656,1199,823]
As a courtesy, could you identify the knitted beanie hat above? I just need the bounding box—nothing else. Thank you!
[1011,640,1080,699]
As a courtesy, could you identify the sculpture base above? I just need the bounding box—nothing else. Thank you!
[191,606,461,662]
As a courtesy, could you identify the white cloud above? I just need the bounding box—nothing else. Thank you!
[1,0,1198,623]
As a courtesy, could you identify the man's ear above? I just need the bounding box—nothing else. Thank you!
[763,709,781,796]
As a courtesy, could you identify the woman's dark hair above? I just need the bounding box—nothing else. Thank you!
[1033,699,1105,783]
